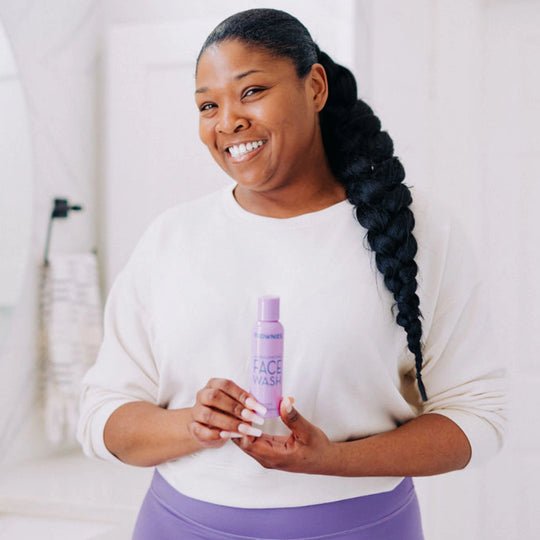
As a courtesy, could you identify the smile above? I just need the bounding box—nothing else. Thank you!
[227,140,265,159]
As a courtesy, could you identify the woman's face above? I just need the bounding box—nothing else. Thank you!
[195,39,327,194]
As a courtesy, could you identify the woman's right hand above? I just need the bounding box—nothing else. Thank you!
[188,378,267,449]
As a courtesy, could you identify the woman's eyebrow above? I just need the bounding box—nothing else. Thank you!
[234,69,263,80]
[196,69,264,94]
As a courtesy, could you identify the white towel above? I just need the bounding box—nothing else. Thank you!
[39,253,102,445]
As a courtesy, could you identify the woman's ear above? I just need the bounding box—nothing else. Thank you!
[307,63,329,113]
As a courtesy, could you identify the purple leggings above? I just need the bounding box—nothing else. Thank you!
[132,469,424,539]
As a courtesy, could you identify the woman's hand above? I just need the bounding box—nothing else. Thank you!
[233,397,338,475]
[187,378,267,449]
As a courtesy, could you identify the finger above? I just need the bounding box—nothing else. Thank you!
[279,396,294,417]
[192,405,262,435]
[219,431,243,440]
[238,424,263,437]
[189,422,224,448]
[198,387,245,420]
[193,407,264,437]
[279,397,311,441]
[206,378,252,407]
[233,433,289,451]
[198,388,265,426]
[203,379,268,417]
[232,434,292,469]
[240,408,265,426]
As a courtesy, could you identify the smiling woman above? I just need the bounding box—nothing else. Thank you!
[194,39,343,218]
[77,8,506,540]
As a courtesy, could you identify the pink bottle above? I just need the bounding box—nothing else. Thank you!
[250,296,284,418]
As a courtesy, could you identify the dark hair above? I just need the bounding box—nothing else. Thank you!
[198,9,428,401]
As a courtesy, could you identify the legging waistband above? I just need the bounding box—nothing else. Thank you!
[139,469,421,539]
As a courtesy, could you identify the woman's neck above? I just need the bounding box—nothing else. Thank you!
[232,151,346,219]
[233,180,346,218]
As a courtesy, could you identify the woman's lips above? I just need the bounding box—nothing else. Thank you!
[226,140,266,163]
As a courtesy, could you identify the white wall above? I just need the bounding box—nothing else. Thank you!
[0,1,539,538]
[0,26,33,308]
[356,1,540,538]
[0,0,102,465]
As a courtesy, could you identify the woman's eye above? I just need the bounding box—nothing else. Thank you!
[243,87,265,99]
[199,103,216,112]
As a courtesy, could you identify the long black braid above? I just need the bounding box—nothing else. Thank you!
[198,8,428,401]
[317,50,427,401]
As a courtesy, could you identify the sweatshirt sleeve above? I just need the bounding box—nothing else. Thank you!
[76,218,161,463]
[413,206,508,468]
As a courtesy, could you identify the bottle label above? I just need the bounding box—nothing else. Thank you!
[253,332,283,339]
[252,356,282,386]
[251,328,283,417]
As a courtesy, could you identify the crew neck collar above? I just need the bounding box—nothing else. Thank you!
[221,183,352,228]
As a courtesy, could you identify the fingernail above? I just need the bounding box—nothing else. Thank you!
[238,423,262,437]
[241,408,264,426]
[246,397,267,416]
[282,396,293,414]
[220,431,243,439]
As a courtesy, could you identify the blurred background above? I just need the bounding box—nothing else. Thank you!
[0,0,538,538]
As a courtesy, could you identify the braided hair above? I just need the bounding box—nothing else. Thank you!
[198,9,428,401]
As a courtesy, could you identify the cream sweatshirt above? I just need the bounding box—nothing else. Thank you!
[77,183,507,508]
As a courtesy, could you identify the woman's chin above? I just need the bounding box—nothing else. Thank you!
[228,173,272,193]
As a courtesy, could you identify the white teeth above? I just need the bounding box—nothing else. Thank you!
[228,140,264,158]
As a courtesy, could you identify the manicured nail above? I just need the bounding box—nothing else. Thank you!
[238,424,262,437]
[282,396,293,414]
[220,431,242,439]
[246,397,267,416]
[241,408,264,426]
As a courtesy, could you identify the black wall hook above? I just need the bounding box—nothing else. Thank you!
[43,198,83,266]
[50,198,83,219]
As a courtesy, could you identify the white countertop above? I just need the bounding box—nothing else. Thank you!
[0,449,153,539]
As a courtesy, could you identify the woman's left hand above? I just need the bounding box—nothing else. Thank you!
[232,397,338,475]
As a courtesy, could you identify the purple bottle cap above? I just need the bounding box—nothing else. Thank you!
[258,295,280,321]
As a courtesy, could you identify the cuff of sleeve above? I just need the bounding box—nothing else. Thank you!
[426,409,503,468]
[88,399,133,463]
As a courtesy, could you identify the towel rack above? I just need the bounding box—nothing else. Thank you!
[43,198,83,267]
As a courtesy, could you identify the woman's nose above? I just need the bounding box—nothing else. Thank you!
[216,105,249,134]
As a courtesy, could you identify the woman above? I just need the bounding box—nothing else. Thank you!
[77,9,506,539]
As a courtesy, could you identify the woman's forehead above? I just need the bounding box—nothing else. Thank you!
[196,40,295,88]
